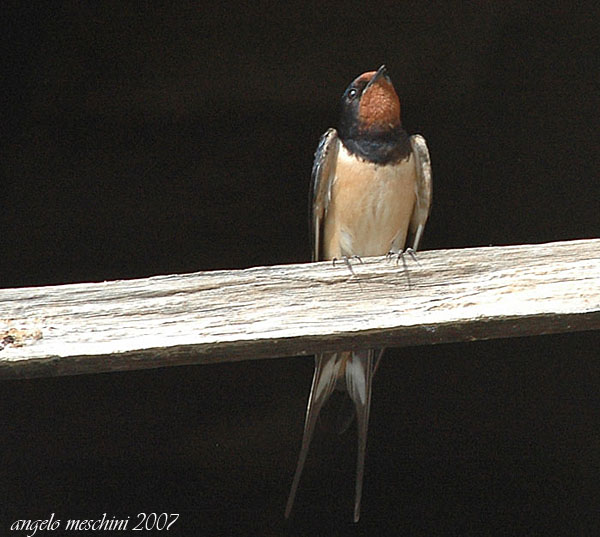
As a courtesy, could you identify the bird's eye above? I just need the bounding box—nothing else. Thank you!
[347,88,358,100]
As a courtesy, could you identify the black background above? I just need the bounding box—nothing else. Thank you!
[2,2,599,536]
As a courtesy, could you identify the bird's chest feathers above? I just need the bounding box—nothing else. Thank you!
[324,145,416,257]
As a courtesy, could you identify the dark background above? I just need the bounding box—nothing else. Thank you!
[2,2,599,536]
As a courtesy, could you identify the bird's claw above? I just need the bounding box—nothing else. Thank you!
[332,255,363,275]
[386,248,420,266]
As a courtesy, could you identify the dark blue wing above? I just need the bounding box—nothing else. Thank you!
[309,128,339,261]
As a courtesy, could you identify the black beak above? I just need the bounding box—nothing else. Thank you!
[362,65,389,95]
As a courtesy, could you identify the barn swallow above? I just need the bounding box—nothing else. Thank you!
[285,65,432,522]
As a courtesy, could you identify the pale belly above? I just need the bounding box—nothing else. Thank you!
[322,147,417,260]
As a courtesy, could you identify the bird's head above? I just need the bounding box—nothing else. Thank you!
[338,65,401,140]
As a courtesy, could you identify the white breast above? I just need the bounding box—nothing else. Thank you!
[322,143,416,259]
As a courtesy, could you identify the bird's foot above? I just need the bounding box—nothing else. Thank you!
[386,248,421,289]
[332,255,363,275]
[386,247,420,266]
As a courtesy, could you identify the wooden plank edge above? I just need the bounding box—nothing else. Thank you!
[1,310,598,380]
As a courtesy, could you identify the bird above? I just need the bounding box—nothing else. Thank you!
[284,65,432,522]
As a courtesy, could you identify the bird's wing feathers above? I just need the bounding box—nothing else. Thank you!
[286,129,343,521]
[408,134,432,252]
[309,128,339,261]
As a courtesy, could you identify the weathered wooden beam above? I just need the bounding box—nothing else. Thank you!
[1,239,599,379]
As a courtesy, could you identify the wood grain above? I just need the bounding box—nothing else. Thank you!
[1,239,599,379]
